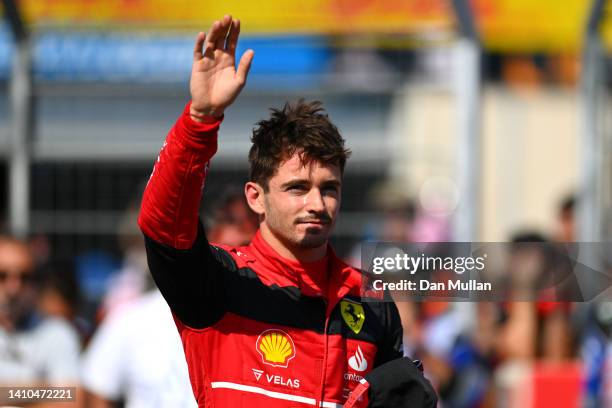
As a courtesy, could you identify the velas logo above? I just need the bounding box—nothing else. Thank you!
[251,368,301,389]
[256,329,296,368]
[252,368,263,381]
[348,346,368,372]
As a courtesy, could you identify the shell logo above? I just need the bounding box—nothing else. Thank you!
[256,329,296,368]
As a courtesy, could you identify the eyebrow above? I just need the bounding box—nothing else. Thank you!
[279,179,341,189]
[280,179,309,189]
[321,180,341,188]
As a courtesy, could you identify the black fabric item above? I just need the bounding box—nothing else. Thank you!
[365,357,438,408]
[374,301,404,366]
[144,221,228,329]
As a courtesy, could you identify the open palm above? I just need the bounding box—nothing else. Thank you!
[190,15,254,119]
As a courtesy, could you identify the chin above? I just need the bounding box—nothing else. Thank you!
[296,232,329,249]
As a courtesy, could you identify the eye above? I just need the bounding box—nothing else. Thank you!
[286,184,307,192]
[322,185,340,194]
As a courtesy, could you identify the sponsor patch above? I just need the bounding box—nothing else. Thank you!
[340,300,365,334]
[256,329,296,368]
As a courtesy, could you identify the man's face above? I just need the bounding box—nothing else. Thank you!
[0,240,35,321]
[261,154,342,250]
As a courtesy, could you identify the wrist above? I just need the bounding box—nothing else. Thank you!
[189,104,224,123]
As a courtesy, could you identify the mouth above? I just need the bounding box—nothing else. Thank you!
[301,223,325,229]
[297,220,330,226]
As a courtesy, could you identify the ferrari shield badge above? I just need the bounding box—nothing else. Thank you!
[340,300,365,334]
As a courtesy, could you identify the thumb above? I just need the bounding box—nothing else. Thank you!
[236,49,254,86]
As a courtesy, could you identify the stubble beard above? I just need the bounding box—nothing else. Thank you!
[296,228,328,249]
[266,209,330,250]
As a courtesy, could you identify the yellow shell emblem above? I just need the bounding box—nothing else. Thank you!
[256,329,296,368]
[340,300,365,334]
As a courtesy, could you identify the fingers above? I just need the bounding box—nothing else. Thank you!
[193,32,205,61]
[236,49,254,85]
[201,15,238,60]
[214,14,232,50]
[204,19,222,56]
[226,19,240,54]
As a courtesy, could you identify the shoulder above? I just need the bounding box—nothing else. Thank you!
[125,291,171,320]
[209,242,255,270]
[106,292,172,333]
[330,252,387,300]
[34,317,81,356]
[36,317,79,340]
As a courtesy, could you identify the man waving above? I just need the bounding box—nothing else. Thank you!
[139,15,436,408]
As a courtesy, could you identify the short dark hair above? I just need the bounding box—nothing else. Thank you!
[560,194,576,214]
[248,100,351,190]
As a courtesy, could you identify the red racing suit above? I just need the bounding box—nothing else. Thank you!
[138,103,403,408]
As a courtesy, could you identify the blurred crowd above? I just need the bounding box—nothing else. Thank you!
[365,193,611,408]
[0,184,610,408]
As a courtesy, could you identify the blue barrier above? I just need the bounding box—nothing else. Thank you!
[0,25,332,89]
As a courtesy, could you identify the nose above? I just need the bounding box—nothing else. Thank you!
[305,188,326,214]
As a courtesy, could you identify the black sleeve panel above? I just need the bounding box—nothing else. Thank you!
[375,299,404,367]
[144,220,236,329]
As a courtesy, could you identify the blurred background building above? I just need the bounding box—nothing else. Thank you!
[0,1,611,407]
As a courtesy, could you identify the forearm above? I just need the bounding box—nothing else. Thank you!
[138,102,222,249]
[139,103,228,328]
[139,12,252,249]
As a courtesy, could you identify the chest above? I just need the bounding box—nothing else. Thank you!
[180,291,385,401]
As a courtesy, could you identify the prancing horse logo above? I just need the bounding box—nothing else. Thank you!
[340,300,365,334]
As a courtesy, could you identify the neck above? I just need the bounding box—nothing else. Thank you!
[259,223,328,263]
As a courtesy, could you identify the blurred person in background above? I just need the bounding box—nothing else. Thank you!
[555,194,576,243]
[0,236,81,392]
[98,198,151,320]
[36,259,88,342]
[97,184,257,320]
[81,288,197,408]
[419,300,498,408]
[81,200,184,408]
[206,185,259,246]
[81,188,257,408]
[494,232,578,406]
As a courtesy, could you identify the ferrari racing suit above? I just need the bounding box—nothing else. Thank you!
[138,103,404,407]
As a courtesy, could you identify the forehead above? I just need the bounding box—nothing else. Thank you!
[0,241,33,273]
[269,153,341,185]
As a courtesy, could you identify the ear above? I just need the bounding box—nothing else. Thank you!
[244,181,265,216]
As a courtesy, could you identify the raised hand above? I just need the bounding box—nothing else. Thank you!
[189,15,254,122]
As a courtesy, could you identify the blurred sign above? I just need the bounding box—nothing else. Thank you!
[472,0,591,52]
[7,0,452,34]
[1,0,609,52]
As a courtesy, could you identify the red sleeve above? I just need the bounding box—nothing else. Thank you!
[138,102,223,249]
